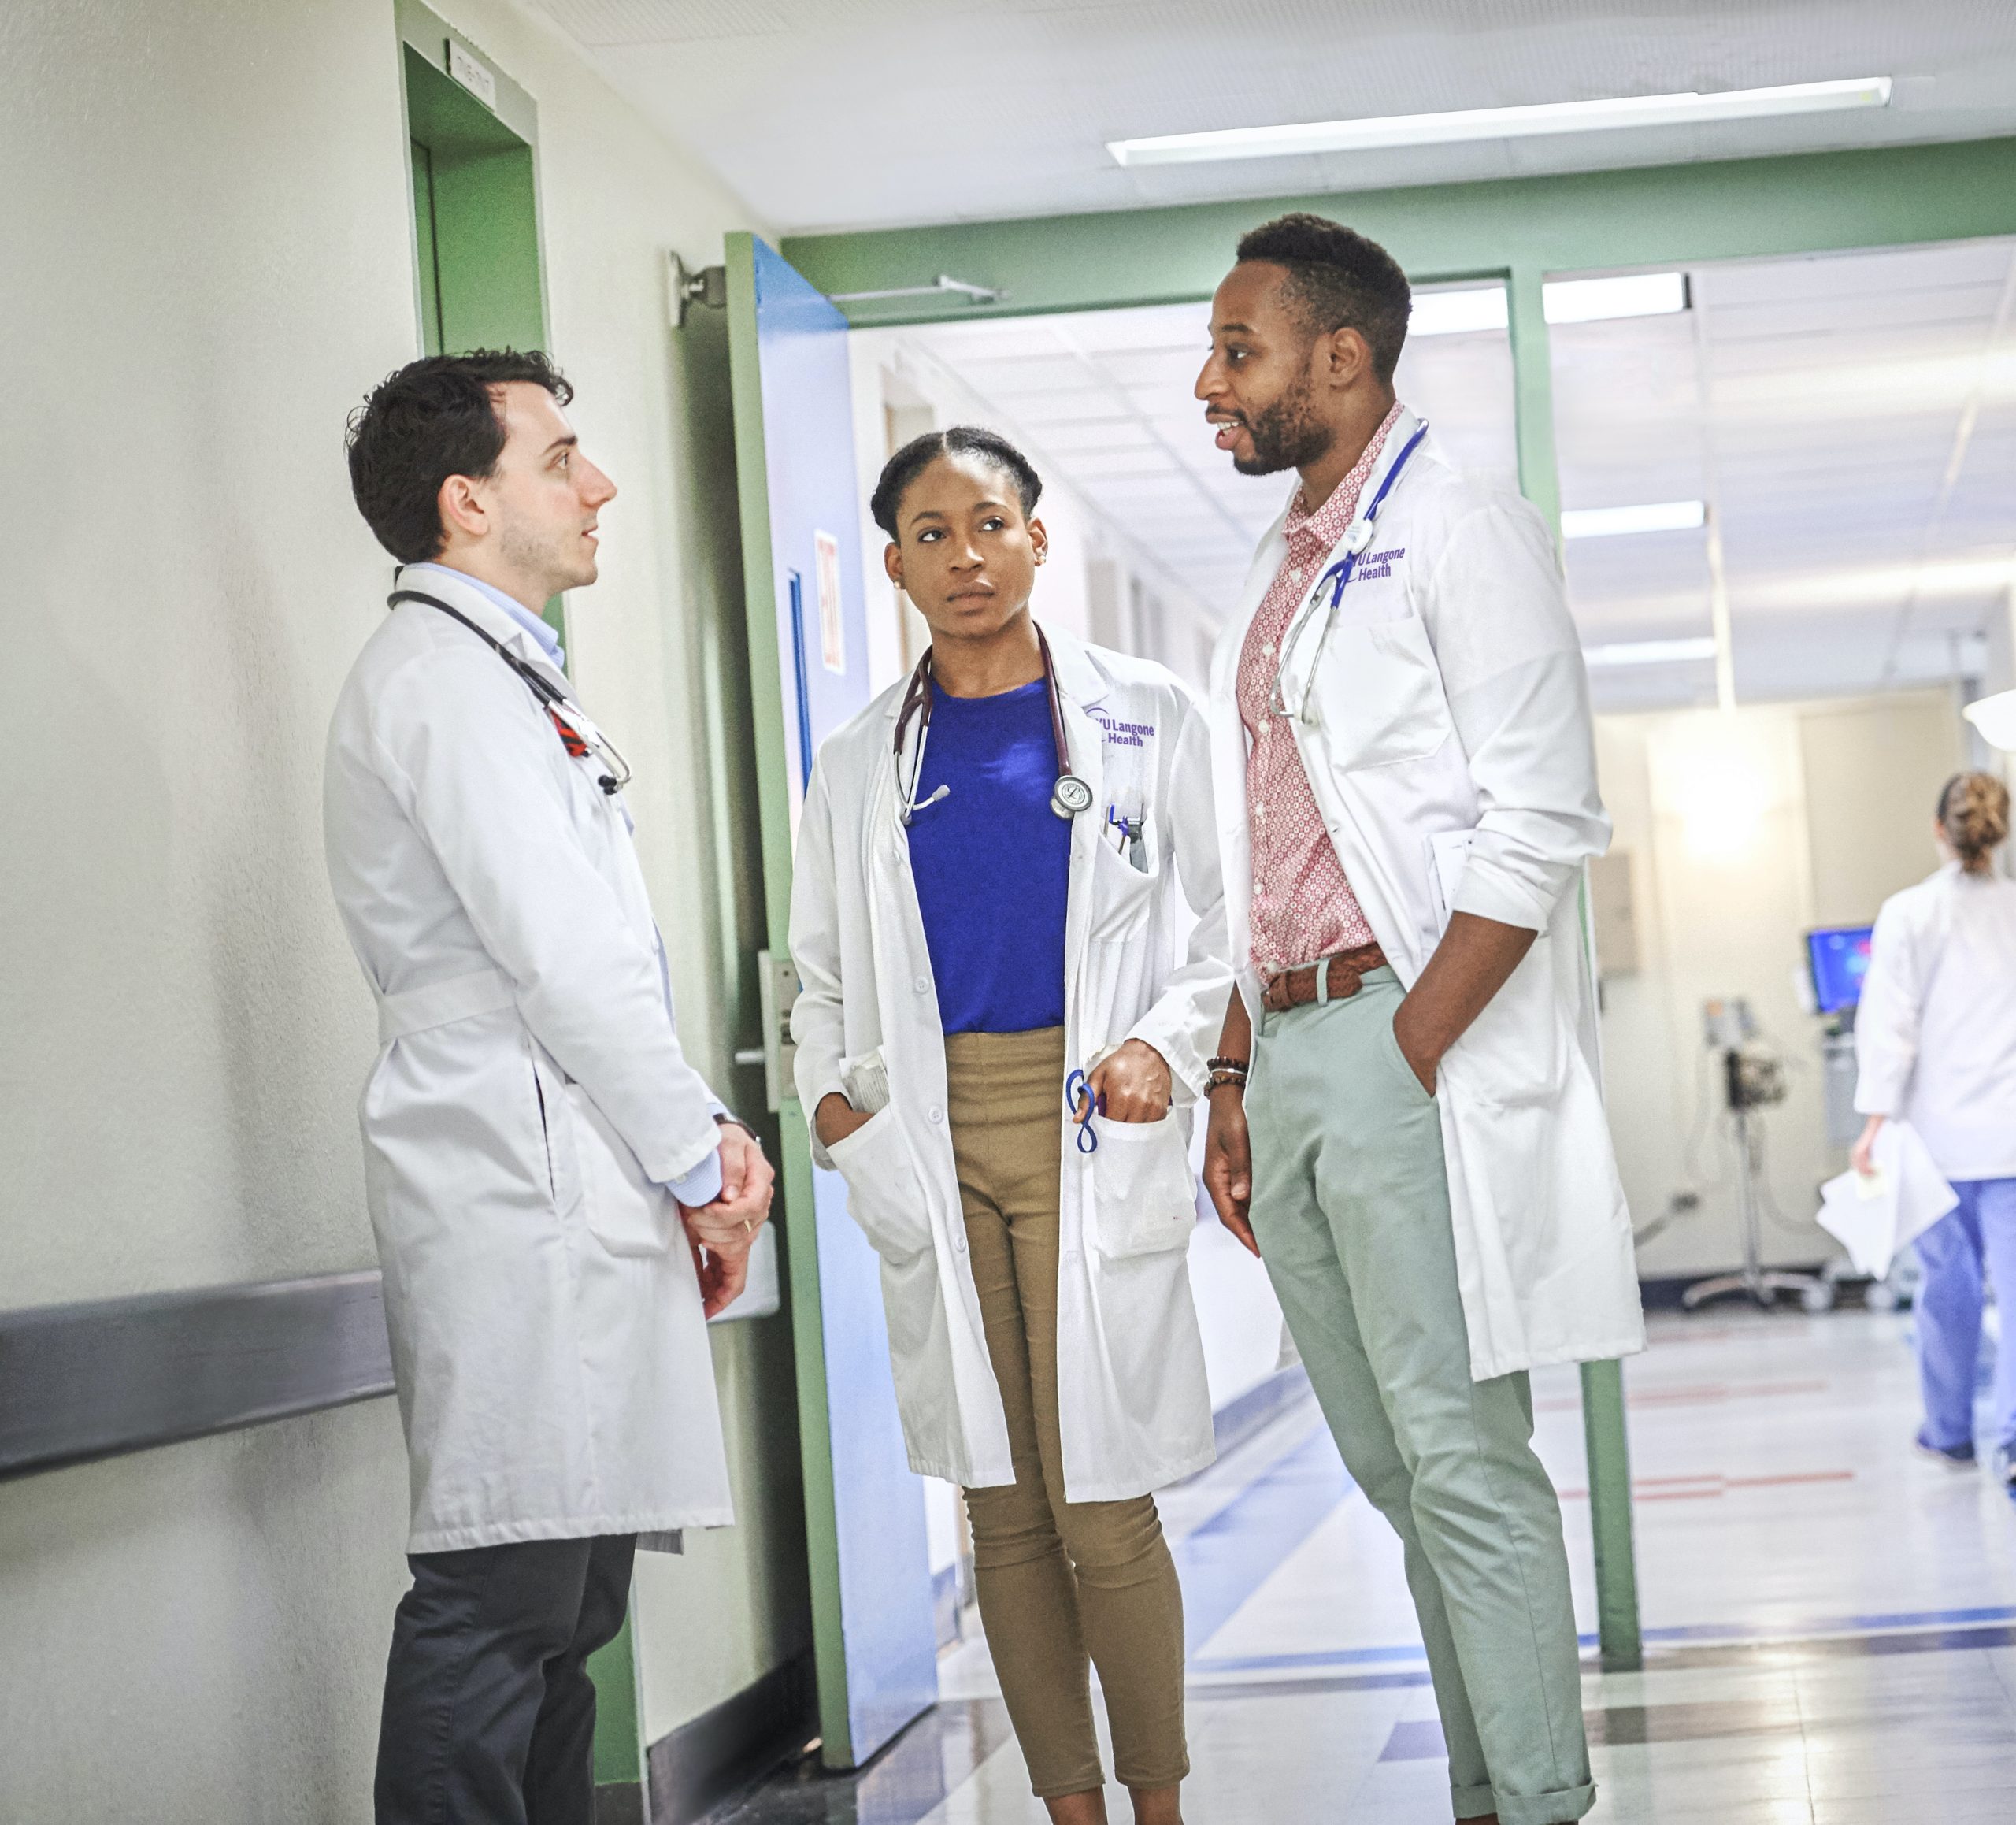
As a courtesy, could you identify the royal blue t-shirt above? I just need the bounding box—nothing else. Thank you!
[906,678,1070,1034]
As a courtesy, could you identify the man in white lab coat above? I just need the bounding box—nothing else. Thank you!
[1196,217,1641,1825]
[328,349,773,1825]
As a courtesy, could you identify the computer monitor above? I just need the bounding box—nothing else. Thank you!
[1807,925,1873,1015]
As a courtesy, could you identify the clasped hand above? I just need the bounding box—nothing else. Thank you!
[677,1123,776,1318]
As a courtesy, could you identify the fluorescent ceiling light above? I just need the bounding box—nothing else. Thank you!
[1562,500,1706,540]
[1408,274,1687,336]
[1963,688,2016,752]
[1410,287,1509,336]
[1583,636,1720,669]
[1544,272,1688,323]
[1107,77,1891,167]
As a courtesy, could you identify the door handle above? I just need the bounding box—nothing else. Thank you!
[754,949,800,1114]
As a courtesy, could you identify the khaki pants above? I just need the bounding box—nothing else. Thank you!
[946,1026,1189,1800]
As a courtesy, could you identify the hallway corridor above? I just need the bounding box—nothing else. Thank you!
[724,1307,2016,1823]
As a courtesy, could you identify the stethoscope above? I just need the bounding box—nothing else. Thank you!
[892,625,1103,1152]
[1269,421,1431,722]
[892,624,1094,825]
[389,589,633,796]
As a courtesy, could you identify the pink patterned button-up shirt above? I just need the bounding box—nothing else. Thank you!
[1236,402,1404,977]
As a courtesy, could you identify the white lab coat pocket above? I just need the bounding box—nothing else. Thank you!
[1441,940,1569,1111]
[565,1084,679,1257]
[826,1105,935,1264]
[1088,815,1162,940]
[1311,614,1451,770]
[1088,1110,1198,1259]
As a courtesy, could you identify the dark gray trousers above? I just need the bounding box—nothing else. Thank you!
[375,1533,636,1825]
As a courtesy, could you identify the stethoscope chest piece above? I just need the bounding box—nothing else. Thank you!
[1051,773,1095,819]
[1344,518,1375,555]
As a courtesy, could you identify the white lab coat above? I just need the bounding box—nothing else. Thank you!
[788,629,1231,1500]
[324,566,733,1552]
[1855,861,2016,1182]
[1207,410,1644,1382]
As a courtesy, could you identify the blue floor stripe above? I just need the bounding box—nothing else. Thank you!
[1633,1601,2016,1643]
[1174,1419,1352,1660]
[1191,1603,2016,1675]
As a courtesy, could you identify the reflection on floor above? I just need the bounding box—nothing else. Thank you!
[718,1311,2016,1823]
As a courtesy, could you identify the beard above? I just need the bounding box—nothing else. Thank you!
[1232,373,1335,477]
[498,514,595,596]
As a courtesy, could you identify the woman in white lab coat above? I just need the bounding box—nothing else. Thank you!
[789,428,1229,1825]
[1852,771,2016,1482]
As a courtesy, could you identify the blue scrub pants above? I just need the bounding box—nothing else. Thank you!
[1913,1178,2016,1456]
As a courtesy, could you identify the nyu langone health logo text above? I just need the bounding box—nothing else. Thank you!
[1357,545,1406,581]
[1089,707,1154,748]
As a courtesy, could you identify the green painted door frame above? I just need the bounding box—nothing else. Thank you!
[718,229,858,1762]
[776,132,2016,1675]
[1506,269,1642,1672]
[396,0,566,651]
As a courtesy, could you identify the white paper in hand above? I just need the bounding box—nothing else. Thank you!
[1816,1121,1959,1278]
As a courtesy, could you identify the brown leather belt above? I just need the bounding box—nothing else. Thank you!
[1262,943,1388,1013]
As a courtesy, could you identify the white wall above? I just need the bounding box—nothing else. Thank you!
[1595,690,1966,1280]
[0,0,799,1813]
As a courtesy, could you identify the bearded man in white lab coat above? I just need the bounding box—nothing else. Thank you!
[328,349,774,1825]
[1196,217,1641,1825]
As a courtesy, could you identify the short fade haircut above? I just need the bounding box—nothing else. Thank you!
[1235,213,1412,384]
[346,349,573,564]
[870,425,1043,539]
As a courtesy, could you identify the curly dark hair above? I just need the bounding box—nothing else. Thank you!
[870,425,1043,539]
[1235,213,1412,384]
[345,349,573,563]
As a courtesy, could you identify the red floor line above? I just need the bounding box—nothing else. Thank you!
[1555,1468,1855,1501]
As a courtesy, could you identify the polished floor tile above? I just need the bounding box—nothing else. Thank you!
[718,1309,2016,1824]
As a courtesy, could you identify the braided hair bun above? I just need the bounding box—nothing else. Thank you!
[1938,770,2011,874]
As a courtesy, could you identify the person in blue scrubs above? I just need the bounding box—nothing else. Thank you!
[1853,772,2016,1484]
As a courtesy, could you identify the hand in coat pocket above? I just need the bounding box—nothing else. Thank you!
[1083,1038,1173,1126]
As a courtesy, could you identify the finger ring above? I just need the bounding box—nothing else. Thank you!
[741,1219,752,1236]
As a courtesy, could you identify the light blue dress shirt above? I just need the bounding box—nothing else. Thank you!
[406,561,566,670]
[404,563,725,1209]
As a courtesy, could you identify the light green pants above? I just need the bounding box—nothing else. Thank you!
[1248,969,1594,1825]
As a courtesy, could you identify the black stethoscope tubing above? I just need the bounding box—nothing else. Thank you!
[893,623,1091,824]
[387,588,632,796]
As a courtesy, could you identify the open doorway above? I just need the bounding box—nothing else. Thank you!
[1547,236,2016,1645]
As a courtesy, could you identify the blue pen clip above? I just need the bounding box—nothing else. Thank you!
[1065,1070,1100,1155]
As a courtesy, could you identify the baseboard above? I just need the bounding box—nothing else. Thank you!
[593,1782,646,1825]
[644,1647,817,1825]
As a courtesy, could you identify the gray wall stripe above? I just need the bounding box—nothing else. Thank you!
[0,1270,396,1482]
